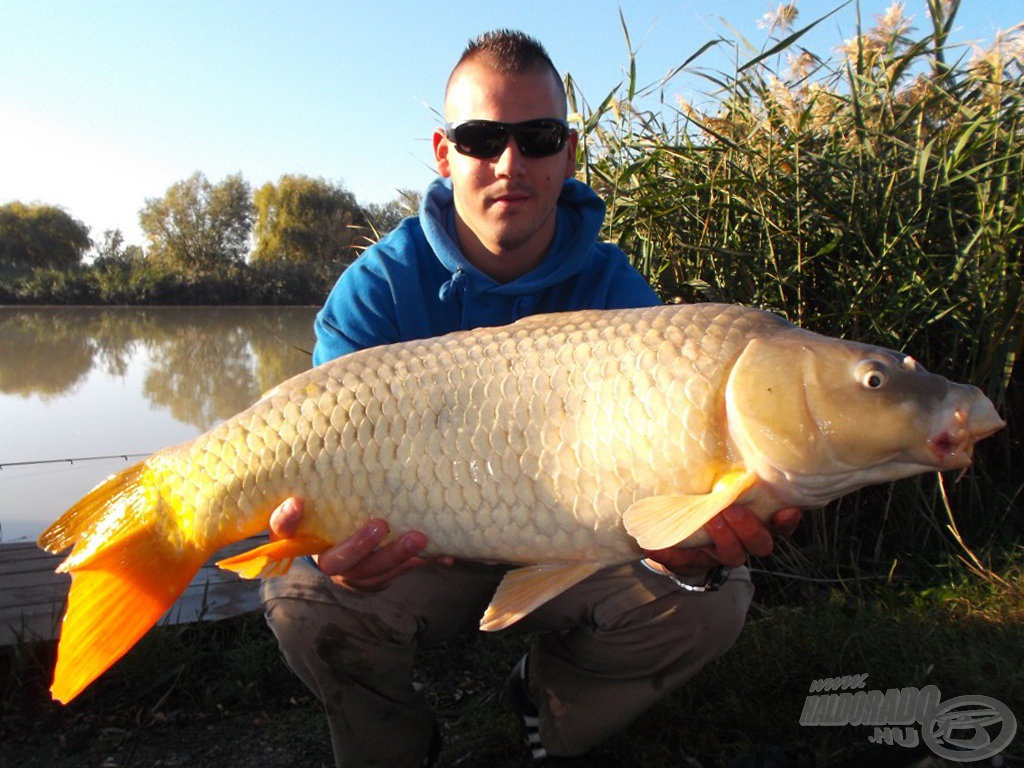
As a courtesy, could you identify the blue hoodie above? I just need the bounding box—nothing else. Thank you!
[312,176,660,364]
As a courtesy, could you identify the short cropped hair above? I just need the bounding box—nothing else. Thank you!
[445,29,566,109]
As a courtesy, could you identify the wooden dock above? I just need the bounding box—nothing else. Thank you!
[0,536,268,647]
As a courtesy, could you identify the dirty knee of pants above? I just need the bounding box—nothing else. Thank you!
[261,567,435,767]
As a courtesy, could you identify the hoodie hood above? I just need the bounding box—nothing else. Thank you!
[312,174,659,364]
[419,176,608,302]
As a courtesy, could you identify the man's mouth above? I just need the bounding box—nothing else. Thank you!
[491,187,531,205]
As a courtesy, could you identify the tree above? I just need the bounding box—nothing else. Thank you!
[93,229,143,266]
[0,202,91,271]
[364,189,421,238]
[139,172,254,274]
[251,175,368,266]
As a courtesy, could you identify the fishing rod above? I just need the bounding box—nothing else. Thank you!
[0,453,152,470]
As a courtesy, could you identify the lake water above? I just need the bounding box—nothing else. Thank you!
[0,306,317,543]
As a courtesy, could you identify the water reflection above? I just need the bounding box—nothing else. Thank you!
[0,309,98,399]
[0,307,315,431]
[0,306,316,541]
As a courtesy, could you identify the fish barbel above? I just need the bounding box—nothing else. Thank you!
[38,303,1003,703]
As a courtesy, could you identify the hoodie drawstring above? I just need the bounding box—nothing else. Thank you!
[438,268,467,303]
[439,268,474,329]
[512,295,536,319]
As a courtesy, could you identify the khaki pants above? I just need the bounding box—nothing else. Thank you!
[260,558,753,767]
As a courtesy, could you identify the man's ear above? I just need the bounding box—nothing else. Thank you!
[433,128,452,178]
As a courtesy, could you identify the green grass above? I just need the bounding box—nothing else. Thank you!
[4,557,1020,766]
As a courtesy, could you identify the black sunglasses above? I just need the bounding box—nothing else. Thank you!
[444,118,570,159]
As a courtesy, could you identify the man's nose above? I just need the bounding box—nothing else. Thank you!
[494,135,526,176]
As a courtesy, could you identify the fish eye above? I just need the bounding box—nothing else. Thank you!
[856,360,888,390]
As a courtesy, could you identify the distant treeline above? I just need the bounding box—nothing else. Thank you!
[1,174,420,305]
[1,256,347,306]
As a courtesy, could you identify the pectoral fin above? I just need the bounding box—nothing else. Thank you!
[480,562,602,632]
[216,536,332,579]
[623,469,758,550]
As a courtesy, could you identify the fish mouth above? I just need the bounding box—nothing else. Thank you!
[926,403,1005,469]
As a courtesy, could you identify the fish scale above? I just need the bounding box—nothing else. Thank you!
[212,306,693,563]
[38,303,1003,704]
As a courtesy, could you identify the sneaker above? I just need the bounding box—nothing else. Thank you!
[504,654,592,766]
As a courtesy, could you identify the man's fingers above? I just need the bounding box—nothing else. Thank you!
[641,545,721,575]
[337,554,434,591]
[643,505,799,581]
[334,530,427,579]
[703,516,747,566]
[268,497,304,540]
[770,507,803,538]
[316,519,393,576]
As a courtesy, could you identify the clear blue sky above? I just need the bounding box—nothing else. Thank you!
[1,0,1019,248]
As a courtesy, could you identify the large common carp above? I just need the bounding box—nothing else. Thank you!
[39,303,1003,703]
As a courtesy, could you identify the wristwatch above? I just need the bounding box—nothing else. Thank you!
[641,560,732,592]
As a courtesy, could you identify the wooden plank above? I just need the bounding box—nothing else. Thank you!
[0,536,270,647]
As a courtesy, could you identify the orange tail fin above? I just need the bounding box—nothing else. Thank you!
[39,462,208,704]
[50,527,206,703]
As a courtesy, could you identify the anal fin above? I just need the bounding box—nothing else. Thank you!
[216,536,332,579]
[479,562,602,632]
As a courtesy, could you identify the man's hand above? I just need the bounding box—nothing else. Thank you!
[268,498,453,590]
[642,506,802,577]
